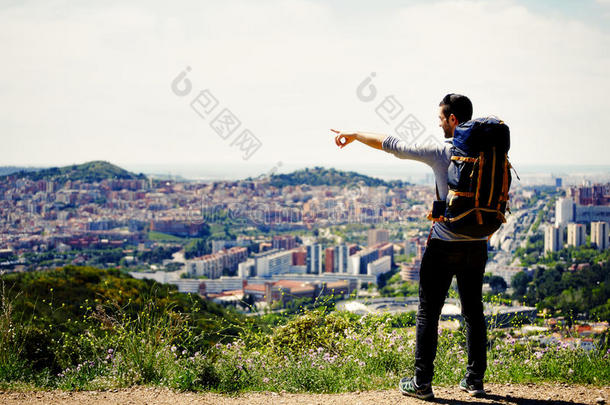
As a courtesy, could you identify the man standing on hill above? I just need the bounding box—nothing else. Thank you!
[332,94,488,400]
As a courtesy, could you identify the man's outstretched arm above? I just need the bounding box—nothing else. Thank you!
[332,128,447,169]
[331,129,387,150]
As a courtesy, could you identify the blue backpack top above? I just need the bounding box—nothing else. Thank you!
[430,116,513,238]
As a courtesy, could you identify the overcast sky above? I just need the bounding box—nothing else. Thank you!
[1,0,609,176]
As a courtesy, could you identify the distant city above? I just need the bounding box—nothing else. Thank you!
[0,161,609,333]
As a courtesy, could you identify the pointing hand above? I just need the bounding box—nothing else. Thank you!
[331,129,357,149]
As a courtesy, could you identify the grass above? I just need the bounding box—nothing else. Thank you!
[147,231,186,242]
[0,277,608,392]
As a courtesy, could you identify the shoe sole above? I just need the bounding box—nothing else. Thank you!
[399,387,434,400]
[459,385,485,397]
[400,391,435,400]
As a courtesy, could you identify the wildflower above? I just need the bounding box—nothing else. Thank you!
[262,377,269,383]
[534,351,543,359]
[171,346,177,352]
[108,348,114,354]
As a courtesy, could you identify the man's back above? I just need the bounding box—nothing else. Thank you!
[381,134,488,241]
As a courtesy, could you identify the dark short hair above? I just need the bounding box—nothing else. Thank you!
[439,93,473,124]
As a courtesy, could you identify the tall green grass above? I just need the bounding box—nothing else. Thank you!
[0,276,608,392]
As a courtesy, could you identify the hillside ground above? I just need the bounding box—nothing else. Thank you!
[0,383,608,405]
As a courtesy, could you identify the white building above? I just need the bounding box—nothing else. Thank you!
[238,258,255,278]
[555,197,574,227]
[348,255,361,275]
[186,257,223,279]
[169,279,201,294]
[199,277,244,294]
[544,225,563,253]
[129,270,179,284]
[255,249,293,277]
[591,221,609,251]
[367,255,391,277]
[306,244,323,274]
[185,247,248,279]
[334,244,349,273]
[566,223,586,247]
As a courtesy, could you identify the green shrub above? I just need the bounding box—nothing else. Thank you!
[1,267,609,392]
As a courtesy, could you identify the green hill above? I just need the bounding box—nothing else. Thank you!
[248,166,409,188]
[0,166,44,176]
[0,266,243,372]
[1,160,146,183]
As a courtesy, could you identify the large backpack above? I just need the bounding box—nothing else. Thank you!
[435,116,513,238]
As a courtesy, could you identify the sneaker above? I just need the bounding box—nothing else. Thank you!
[399,376,434,400]
[458,378,486,396]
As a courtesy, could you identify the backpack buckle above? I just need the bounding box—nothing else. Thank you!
[428,200,446,221]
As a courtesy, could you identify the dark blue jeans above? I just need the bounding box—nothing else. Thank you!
[414,238,488,385]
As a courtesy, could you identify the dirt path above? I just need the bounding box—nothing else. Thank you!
[0,383,608,405]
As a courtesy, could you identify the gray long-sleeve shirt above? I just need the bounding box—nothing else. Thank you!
[381,134,487,242]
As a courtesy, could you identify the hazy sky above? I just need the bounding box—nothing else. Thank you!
[2,0,609,175]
